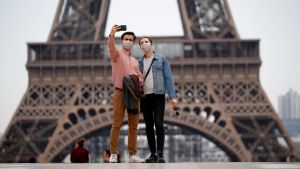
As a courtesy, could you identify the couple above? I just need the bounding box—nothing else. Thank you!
[108,25,177,163]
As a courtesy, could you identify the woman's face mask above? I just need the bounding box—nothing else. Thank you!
[140,43,152,53]
[122,40,134,50]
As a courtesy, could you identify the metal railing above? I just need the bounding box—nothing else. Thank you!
[27,39,259,65]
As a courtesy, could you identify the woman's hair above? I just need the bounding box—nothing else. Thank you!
[138,37,153,46]
[121,32,136,41]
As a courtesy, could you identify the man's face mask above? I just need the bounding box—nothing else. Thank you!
[122,40,134,50]
[141,43,152,53]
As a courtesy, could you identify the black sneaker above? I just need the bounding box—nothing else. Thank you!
[157,153,165,163]
[145,153,157,163]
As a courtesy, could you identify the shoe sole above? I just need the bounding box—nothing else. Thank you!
[146,160,156,163]
[158,160,165,163]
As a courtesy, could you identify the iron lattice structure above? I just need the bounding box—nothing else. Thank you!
[1,0,299,162]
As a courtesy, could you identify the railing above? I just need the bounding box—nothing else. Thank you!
[27,39,259,65]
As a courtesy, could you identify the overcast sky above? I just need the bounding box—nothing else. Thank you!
[0,0,300,134]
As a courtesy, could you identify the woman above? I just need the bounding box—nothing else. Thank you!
[138,37,177,163]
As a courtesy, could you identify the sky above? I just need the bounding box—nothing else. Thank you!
[0,0,300,134]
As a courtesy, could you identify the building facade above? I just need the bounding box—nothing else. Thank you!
[278,89,300,119]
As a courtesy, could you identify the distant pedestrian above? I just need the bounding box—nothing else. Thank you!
[103,149,111,163]
[29,157,36,163]
[70,138,90,163]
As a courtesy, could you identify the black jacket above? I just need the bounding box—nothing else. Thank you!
[122,75,142,114]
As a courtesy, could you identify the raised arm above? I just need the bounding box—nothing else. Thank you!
[108,25,119,62]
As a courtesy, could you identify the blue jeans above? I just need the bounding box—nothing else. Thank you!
[142,94,165,154]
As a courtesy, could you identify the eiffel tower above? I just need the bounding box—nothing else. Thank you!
[0,0,299,162]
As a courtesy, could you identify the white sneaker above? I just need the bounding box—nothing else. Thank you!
[129,155,145,163]
[109,154,118,163]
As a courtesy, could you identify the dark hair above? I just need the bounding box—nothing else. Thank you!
[29,157,36,163]
[104,150,111,156]
[77,138,85,147]
[139,37,153,46]
[121,32,136,41]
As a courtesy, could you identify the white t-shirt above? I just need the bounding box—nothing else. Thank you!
[143,57,154,95]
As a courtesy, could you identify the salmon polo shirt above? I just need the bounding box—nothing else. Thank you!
[108,35,143,89]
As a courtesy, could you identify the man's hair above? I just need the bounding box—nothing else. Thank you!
[138,37,153,46]
[77,138,85,147]
[104,149,111,156]
[121,32,136,41]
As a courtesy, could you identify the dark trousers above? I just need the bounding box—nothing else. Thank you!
[142,94,165,154]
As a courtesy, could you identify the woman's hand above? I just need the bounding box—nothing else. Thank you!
[170,99,177,109]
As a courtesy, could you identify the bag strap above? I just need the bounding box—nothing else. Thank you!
[144,58,154,81]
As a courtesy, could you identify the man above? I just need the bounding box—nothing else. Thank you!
[103,150,110,163]
[107,25,144,163]
[70,138,90,163]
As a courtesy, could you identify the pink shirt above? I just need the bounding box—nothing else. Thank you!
[108,36,143,89]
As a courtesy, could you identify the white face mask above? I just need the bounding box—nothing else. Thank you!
[140,43,152,53]
[122,40,134,50]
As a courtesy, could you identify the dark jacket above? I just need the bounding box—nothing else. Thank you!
[70,147,89,163]
[123,75,142,114]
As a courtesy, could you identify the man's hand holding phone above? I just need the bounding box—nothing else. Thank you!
[117,25,127,31]
[110,25,127,37]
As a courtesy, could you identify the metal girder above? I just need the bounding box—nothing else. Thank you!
[1,0,299,162]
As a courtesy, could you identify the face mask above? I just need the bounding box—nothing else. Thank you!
[141,43,152,53]
[122,40,134,50]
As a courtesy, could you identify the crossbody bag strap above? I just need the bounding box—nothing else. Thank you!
[143,58,154,81]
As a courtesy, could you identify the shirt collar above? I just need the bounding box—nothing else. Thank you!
[143,51,157,60]
[121,47,131,56]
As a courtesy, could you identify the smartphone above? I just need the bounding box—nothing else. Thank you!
[118,25,127,31]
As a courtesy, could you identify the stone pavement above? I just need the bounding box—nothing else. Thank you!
[0,163,300,169]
